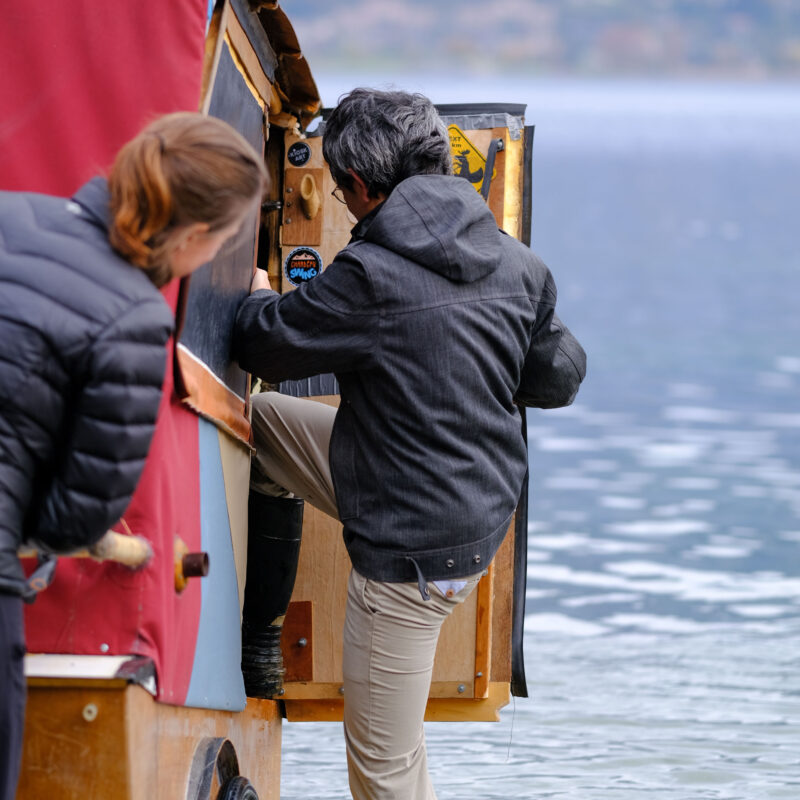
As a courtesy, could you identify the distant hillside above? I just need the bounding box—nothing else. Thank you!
[287,0,800,78]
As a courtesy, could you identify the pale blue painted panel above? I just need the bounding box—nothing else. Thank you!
[184,418,247,710]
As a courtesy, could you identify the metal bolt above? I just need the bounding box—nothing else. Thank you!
[475,672,483,678]
[445,558,455,568]
[82,703,98,722]
[338,686,345,695]
[472,555,481,564]
[457,684,466,694]
[286,187,293,193]
[99,643,109,653]
[297,638,308,648]
[277,688,285,696]
[286,218,292,224]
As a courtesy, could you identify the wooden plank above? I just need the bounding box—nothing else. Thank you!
[225,9,271,109]
[19,682,282,800]
[474,564,494,698]
[19,686,131,799]
[431,580,477,685]
[501,132,525,239]
[283,682,510,723]
[281,167,324,245]
[200,0,230,113]
[490,519,515,683]
[281,600,313,682]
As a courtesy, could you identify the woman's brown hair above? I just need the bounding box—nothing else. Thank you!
[108,112,267,287]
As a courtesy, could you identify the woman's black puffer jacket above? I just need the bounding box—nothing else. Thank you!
[0,178,174,598]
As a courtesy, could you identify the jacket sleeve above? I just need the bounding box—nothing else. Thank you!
[233,252,381,383]
[29,298,173,552]
[515,268,587,409]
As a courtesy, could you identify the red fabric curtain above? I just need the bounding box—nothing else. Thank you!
[3,0,211,706]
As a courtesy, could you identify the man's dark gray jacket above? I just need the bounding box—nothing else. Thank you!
[234,174,585,584]
[0,179,173,598]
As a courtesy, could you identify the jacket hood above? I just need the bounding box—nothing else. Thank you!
[361,174,502,283]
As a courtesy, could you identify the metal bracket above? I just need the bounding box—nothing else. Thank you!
[480,138,505,201]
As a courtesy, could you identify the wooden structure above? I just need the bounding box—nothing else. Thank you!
[2,2,534,797]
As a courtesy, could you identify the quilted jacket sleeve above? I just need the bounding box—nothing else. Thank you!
[29,297,173,552]
[515,267,587,409]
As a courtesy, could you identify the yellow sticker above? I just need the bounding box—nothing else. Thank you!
[448,124,495,193]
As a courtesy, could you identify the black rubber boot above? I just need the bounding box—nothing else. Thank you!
[241,492,304,698]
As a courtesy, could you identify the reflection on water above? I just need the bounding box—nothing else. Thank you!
[281,79,800,799]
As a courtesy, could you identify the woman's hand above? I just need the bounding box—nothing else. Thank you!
[251,267,272,293]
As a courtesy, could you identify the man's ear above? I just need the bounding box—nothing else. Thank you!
[347,169,371,203]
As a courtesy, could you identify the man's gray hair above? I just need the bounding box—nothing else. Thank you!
[322,88,453,198]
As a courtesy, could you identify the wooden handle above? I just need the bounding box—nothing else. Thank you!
[19,530,153,570]
[89,530,153,569]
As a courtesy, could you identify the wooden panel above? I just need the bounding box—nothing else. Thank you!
[282,167,324,245]
[474,564,494,698]
[490,519,515,683]
[281,600,313,682]
[279,134,354,293]
[431,582,478,685]
[225,6,271,109]
[19,686,131,799]
[287,502,349,682]
[19,682,282,800]
[502,132,525,239]
[200,0,230,112]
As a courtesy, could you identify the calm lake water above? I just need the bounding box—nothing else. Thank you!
[281,78,800,799]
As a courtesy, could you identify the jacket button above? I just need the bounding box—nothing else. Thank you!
[472,555,481,564]
[445,559,455,568]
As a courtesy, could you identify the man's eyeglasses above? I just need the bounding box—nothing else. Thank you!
[331,186,347,204]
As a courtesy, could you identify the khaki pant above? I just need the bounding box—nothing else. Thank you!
[250,392,480,800]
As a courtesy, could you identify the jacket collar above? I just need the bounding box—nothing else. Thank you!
[349,200,385,242]
[71,177,112,232]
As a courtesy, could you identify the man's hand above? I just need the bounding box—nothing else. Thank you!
[251,268,273,293]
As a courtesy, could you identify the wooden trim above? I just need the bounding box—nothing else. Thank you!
[283,682,511,723]
[283,680,479,701]
[226,11,271,110]
[175,345,252,446]
[200,0,231,113]
[502,132,525,240]
[474,564,494,698]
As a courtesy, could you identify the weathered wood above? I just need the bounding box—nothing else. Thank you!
[283,682,510,723]
[491,519,515,683]
[282,167,324,245]
[18,683,281,800]
[281,600,313,682]
[474,564,494,698]
[199,0,230,113]
[225,8,271,109]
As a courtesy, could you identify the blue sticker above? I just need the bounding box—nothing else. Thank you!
[284,246,323,286]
